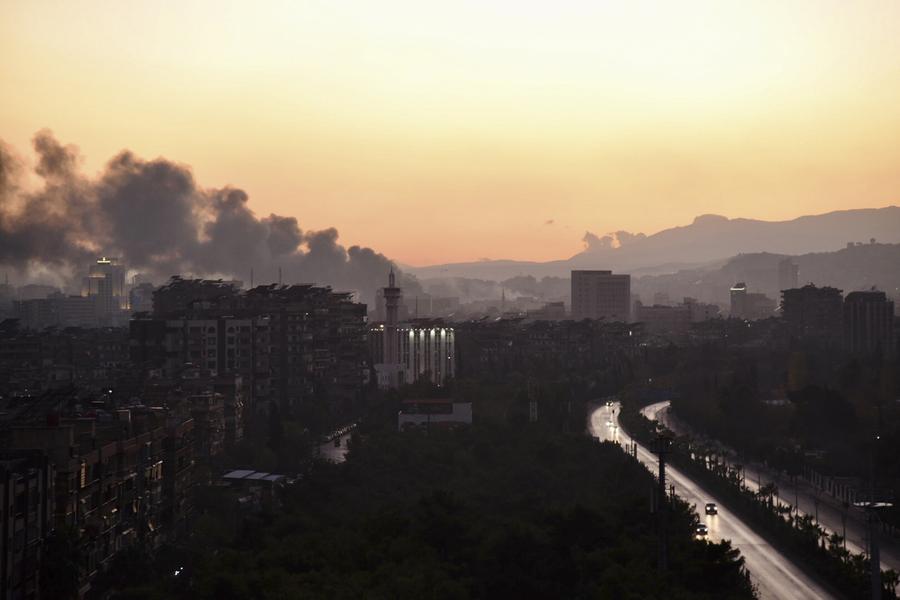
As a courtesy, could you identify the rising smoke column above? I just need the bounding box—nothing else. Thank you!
[0,130,418,303]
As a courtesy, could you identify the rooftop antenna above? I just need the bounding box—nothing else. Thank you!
[250,268,254,289]
[278,266,282,286]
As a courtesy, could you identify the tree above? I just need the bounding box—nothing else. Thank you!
[40,529,81,600]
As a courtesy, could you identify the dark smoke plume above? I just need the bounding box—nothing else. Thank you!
[0,131,418,304]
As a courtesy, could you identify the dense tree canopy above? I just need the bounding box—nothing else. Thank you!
[114,424,754,599]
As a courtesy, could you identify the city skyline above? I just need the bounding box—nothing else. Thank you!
[4,1,900,266]
[3,3,900,599]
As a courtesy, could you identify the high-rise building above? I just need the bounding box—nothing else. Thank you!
[16,284,59,301]
[13,294,100,330]
[129,282,156,314]
[12,298,57,330]
[383,270,402,372]
[0,274,14,315]
[83,257,127,325]
[570,270,631,321]
[778,258,799,291]
[730,283,776,320]
[131,278,368,417]
[0,451,53,600]
[844,291,895,358]
[730,283,748,318]
[371,270,406,389]
[780,284,844,345]
[3,400,192,589]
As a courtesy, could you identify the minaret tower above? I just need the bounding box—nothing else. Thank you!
[382,268,403,387]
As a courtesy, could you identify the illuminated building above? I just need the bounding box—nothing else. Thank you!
[83,257,128,325]
[371,272,456,388]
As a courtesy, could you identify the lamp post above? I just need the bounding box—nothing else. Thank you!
[841,501,848,550]
[852,431,892,599]
[793,475,799,516]
[652,431,674,573]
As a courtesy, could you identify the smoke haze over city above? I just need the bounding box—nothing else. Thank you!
[0,131,408,302]
[3,3,900,600]
[4,2,900,265]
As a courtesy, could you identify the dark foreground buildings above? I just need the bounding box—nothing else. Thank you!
[844,290,895,358]
[0,276,371,597]
[131,278,369,420]
[0,451,53,599]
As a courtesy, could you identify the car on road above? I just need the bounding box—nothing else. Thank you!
[695,523,709,538]
[705,502,718,515]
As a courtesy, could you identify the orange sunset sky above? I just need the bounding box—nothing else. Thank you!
[2,1,900,266]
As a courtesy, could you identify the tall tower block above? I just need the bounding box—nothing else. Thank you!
[382,268,403,387]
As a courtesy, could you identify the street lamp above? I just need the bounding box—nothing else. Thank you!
[856,431,891,599]
[652,431,674,573]
[841,501,849,551]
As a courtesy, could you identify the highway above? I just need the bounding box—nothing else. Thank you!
[317,433,351,462]
[316,424,356,463]
[590,402,834,600]
[644,400,900,575]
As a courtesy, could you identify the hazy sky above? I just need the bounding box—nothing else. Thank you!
[3,1,900,266]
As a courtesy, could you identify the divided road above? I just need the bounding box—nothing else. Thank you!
[590,403,834,600]
[644,400,900,576]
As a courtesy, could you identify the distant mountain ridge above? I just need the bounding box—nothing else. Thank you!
[408,206,900,281]
[633,243,900,306]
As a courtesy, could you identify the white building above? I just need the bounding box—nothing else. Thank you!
[372,323,456,388]
[372,272,456,389]
[398,399,472,430]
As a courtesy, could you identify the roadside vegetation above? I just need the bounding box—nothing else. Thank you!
[108,384,755,600]
[619,399,899,599]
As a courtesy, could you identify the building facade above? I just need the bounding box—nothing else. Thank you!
[371,272,456,389]
[570,270,631,321]
[371,322,456,388]
[398,399,472,430]
[130,278,368,420]
[730,283,777,320]
[83,258,128,327]
[844,290,895,358]
[0,451,53,600]
[634,302,692,335]
[778,258,799,292]
[781,285,844,344]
